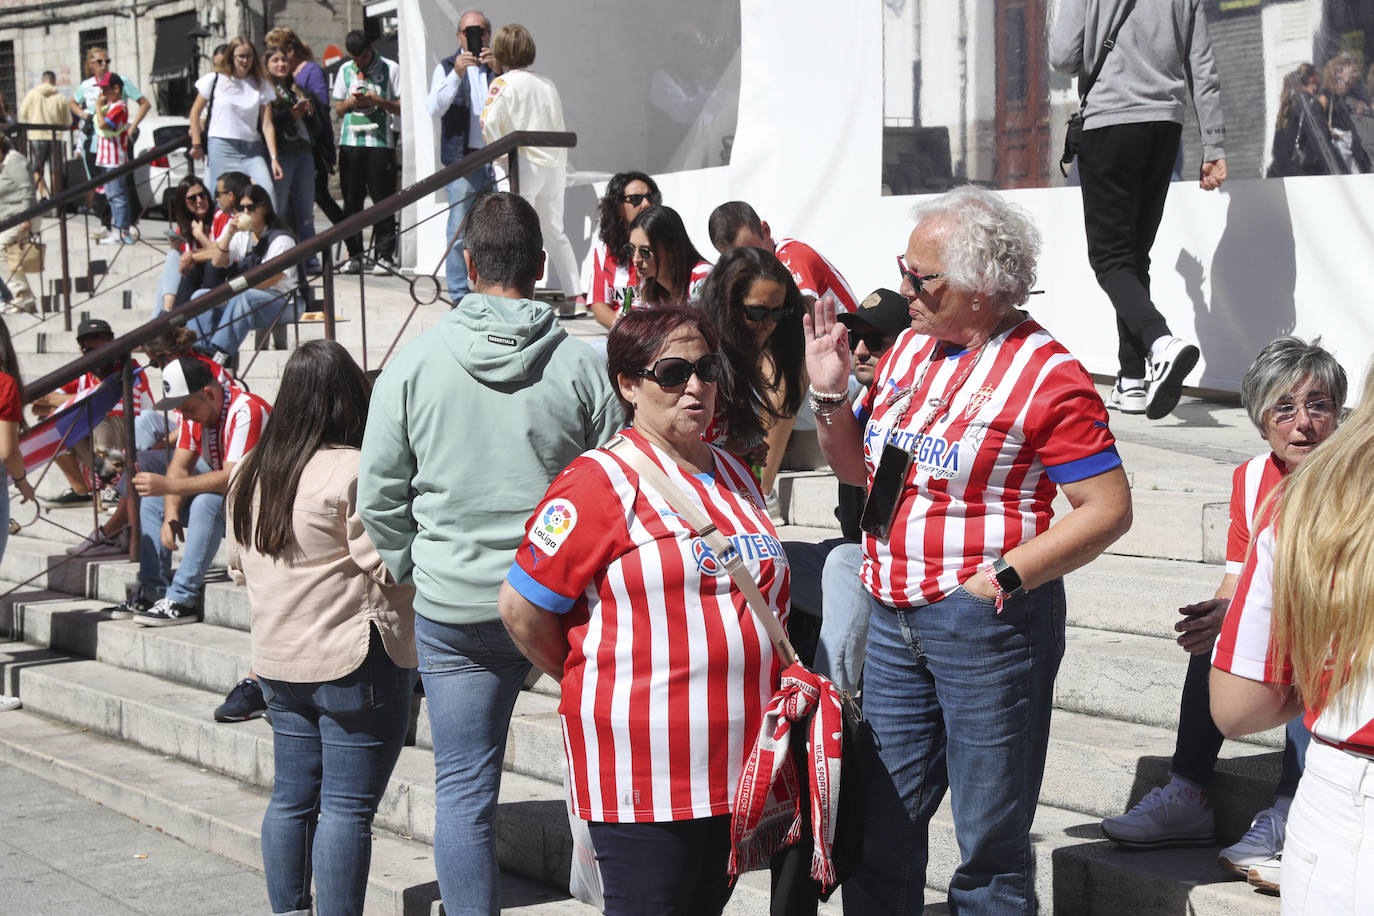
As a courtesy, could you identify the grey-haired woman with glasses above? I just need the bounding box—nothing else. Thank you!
[804,184,1131,913]
[1102,336,1346,891]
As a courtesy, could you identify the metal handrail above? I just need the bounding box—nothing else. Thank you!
[22,129,575,404]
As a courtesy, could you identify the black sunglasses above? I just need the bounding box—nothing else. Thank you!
[636,354,724,388]
[848,329,893,353]
[896,255,943,296]
[743,304,795,323]
[185,191,209,202]
[623,244,654,262]
[236,201,259,212]
[622,192,659,207]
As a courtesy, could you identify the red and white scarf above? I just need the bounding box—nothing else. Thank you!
[729,662,845,890]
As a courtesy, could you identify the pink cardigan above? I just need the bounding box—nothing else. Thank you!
[228,447,417,682]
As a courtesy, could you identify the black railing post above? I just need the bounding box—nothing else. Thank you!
[507,150,521,195]
[321,247,336,341]
[121,359,140,561]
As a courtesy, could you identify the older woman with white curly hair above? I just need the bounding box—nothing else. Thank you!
[804,185,1133,913]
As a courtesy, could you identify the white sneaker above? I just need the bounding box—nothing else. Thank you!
[0,695,20,712]
[97,229,123,245]
[372,257,396,276]
[1145,338,1200,420]
[1108,379,1147,414]
[1100,783,1215,848]
[1219,806,1286,876]
[1247,855,1281,893]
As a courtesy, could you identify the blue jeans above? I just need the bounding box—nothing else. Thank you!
[274,148,317,267]
[259,630,416,916]
[0,485,10,563]
[105,174,130,230]
[138,487,225,606]
[156,250,182,314]
[444,165,495,301]
[190,286,300,359]
[207,136,277,210]
[845,582,1066,915]
[813,542,869,695]
[414,614,532,915]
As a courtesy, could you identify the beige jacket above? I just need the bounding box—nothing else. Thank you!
[480,69,568,168]
[19,83,71,127]
[228,447,417,682]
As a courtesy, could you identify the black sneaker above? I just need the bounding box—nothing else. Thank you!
[133,596,201,627]
[104,592,153,620]
[44,488,93,506]
[214,678,267,723]
[1145,338,1200,420]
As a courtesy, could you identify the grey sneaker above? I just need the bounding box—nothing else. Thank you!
[1101,783,1215,848]
[1219,806,1286,876]
[133,597,201,627]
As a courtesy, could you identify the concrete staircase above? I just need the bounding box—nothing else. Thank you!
[0,219,1285,913]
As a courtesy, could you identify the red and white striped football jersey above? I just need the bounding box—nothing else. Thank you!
[858,318,1120,607]
[774,238,856,313]
[1213,525,1374,757]
[94,100,129,168]
[508,429,789,822]
[687,259,712,302]
[1225,452,1287,574]
[175,384,271,470]
[585,239,639,310]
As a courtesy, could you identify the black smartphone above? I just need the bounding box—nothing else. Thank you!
[464,25,485,54]
[859,443,912,542]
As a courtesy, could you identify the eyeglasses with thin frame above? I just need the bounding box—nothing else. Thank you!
[1269,398,1336,424]
[848,329,894,353]
[897,255,943,296]
[622,193,659,207]
[742,304,796,323]
[636,354,724,388]
[624,244,654,262]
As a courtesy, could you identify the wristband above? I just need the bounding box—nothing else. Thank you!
[807,386,849,403]
[982,565,1006,614]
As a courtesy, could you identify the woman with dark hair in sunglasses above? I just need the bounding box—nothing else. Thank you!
[627,205,711,310]
[499,304,789,916]
[586,171,662,328]
[804,185,1132,913]
[696,245,806,497]
[153,177,217,317]
[189,183,302,363]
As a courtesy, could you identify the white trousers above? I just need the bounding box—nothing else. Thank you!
[517,160,580,297]
[1280,738,1374,915]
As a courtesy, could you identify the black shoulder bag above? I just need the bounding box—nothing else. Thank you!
[1060,0,1138,176]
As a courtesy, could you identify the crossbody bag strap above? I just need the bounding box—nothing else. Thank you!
[1077,0,1138,111]
[605,435,798,667]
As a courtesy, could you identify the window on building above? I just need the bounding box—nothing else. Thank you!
[0,41,15,122]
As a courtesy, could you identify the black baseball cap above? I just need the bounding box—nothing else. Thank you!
[154,357,216,410]
[76,318,114,341]
[836,288,911,337]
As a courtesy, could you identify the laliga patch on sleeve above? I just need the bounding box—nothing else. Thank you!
[530,500,578,555]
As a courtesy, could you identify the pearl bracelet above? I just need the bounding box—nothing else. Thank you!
[807,385,849,403]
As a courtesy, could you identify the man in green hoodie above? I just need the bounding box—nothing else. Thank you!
[359,190,624,913]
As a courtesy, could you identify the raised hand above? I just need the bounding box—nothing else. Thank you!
[803,292,852,394]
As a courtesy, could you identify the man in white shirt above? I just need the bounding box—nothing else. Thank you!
[426,9,499,302]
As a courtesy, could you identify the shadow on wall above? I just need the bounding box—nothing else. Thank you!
[1178,180,1298,389]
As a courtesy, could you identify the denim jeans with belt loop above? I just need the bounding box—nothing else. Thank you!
[843,580,1066,914]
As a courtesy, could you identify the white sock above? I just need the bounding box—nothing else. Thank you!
[1149,335,1176,359]
[1118,376,1145,391]
[1168,774,1207,805]
[1271,795,1292,817]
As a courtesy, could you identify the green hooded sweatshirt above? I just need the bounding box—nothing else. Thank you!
[358,293,625,624]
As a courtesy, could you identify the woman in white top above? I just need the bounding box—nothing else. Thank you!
[187,36,280,210]
[189,184,300,362]
[480,24,580,302]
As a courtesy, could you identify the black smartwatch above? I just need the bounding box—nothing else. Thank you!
[991,558,1025,598]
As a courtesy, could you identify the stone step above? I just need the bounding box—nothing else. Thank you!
[1063,553,1224,639]
[2,647,1275,914]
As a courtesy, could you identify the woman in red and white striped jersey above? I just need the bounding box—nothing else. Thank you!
[1211,360,1374,913]
[586,171,660,328]
[627,205,711,309]
[1101,337,1347,884]
[804,185,1132,912]
[499,306,787,915]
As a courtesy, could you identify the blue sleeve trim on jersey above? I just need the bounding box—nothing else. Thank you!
[507,562,577,614]
[1045,445,1122,484]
